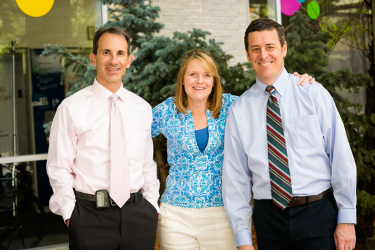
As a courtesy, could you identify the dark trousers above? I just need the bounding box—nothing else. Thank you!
[68,197,158,250]
[253,192,338,250]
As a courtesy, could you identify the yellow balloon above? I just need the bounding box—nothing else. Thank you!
[16,0,54,17]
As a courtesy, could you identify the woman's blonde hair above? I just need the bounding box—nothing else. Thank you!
[175,49,223,118]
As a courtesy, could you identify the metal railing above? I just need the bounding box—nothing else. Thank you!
[0,154,48,164]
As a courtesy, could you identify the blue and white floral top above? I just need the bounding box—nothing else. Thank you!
[152,94,238,208]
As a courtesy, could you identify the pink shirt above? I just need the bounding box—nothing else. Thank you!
[47,79,160,221]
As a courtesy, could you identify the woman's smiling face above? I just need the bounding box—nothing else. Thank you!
[183,59,214,108]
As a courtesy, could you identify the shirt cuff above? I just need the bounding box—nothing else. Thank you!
[235,230,253,247]
[337,208,357,224]
[61,202,76,222]
[146,198,160,214]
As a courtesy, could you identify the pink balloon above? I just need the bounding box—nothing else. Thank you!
[280,0,301,16]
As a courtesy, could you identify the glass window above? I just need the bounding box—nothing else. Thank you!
[248,0,279,22]
[0,0,103,158]
[0,0,103,207]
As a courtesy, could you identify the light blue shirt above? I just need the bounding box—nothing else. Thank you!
[152,94,237,208]
[222,69,357,247]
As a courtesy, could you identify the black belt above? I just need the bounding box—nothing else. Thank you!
[74,189,143,206]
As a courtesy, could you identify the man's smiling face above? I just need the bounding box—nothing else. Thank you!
[90,32,132,87]
[246,29,287,86]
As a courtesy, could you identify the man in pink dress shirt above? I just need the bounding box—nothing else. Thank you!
[47,27,160,249]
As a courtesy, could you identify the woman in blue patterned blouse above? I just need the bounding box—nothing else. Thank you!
[152,49,314,249]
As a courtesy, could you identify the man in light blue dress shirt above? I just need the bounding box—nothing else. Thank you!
[222,18,356,250]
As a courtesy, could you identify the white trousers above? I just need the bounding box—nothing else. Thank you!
[157,203,236,250]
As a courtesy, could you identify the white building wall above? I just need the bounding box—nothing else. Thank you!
[153,0,249,65]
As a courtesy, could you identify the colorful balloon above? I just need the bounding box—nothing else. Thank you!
[16,0,54,17]
[297,0,306,3]
[280,0,301,16]
[307,1,320,19]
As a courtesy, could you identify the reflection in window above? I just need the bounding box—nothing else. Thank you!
[0,0,102,48]
[248,0,278,22]
[0,0,103,158]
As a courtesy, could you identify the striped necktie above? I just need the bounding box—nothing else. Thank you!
[266,86,292,209]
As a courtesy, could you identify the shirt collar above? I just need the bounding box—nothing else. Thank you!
[92,78,125,103]
[255,68,289,96]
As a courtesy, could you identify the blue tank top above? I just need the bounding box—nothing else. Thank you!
[195,127,209,153]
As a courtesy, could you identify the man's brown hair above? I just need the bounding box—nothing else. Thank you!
[175,49,223,118]
[244,18,286,51]
[93,27,131,55]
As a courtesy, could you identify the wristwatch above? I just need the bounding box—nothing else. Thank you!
[348,223,355,226]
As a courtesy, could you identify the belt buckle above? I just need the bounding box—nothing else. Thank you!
[110,198,117,207]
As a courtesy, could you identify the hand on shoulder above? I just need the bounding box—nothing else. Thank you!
[293,72,322,86]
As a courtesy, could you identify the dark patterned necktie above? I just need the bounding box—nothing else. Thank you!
[266,86,292,209]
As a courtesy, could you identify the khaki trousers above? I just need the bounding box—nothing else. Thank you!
[157,203,236,250]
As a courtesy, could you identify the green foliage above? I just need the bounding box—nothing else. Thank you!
[249,4,268,19]
[357,190,375,216]
[319,2,370,67]
[320,17,356,51]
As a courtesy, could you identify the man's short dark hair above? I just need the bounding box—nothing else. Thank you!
[93,27,131,55]
[244,18,286,51]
